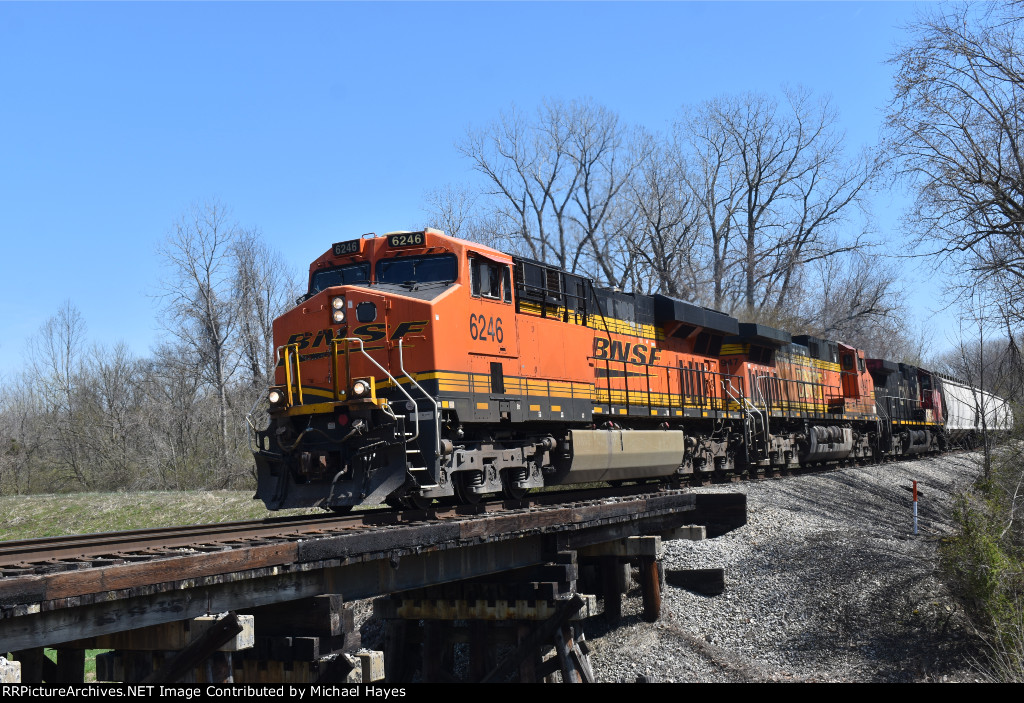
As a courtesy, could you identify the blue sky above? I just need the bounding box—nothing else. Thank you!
[0,1,942,376]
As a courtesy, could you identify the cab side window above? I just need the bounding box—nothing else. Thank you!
[470,258,512,303]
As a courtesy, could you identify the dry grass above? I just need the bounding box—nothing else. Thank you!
[0,490,320,541]
[0,492,321,681]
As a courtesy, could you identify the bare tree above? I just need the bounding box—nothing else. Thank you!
[81,342,148,490]
[422,183,477,241]
[158,201,241,475]
[0,204,299,495]
[802,252,917,359]
[675,90,879,317]
[232,230,298,390]
[0,372,47,495]
[624,129,705,298]
[675,103,745,310]
[138,342,210,490]
[565,101,641,287]
[461,103,569,265]
[28,301,91,489]
[887,3,1024,321]
[891,3,1024,660]
[460,98,640,285]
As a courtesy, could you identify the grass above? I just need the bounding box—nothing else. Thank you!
[0,490,321,541]
[41,648,105,682]
[0,491,321,681]
[0,482,631,540]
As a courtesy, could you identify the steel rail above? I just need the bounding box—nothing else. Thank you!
[0,512,367,567]
[0,483,680,570]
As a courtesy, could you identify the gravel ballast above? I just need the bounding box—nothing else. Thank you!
[584,453,986,683]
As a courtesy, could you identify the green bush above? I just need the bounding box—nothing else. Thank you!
[942,450,1024,680]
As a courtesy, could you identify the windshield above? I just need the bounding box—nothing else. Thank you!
[309,262,371,294]
[376,254,458,286]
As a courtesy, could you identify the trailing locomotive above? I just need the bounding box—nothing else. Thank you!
[250,228,1012,511]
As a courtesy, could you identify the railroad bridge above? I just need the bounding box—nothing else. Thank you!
[0,488,745,683]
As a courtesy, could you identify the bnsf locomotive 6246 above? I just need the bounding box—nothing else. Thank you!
[250,228,1012,511]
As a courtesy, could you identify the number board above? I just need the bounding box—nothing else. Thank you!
[387,232,425,248]
[332,239,361,257]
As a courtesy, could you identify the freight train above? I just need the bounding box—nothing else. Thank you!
[249,228,1012,511]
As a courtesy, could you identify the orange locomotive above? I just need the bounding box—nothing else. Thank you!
[719,328,889,467]
[251,228,940,511]
[253,228,755,510]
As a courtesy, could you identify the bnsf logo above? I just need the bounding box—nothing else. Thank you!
[279,321,428,364]
[592,337,662,365]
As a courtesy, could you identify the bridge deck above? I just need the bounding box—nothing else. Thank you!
[0,491,745,652]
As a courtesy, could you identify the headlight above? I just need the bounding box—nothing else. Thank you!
[268,389,283,405]
[331,296,346,323]
[332,309,345,323]
[352,380,369,397]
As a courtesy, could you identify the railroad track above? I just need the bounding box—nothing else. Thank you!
[0,482,697,575]
[0,451,956,576]
[0,512,360,570]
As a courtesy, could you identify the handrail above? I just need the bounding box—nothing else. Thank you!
[751,374,773,437]
[280,343,303,406]
[244,391,270,453]
[337,337,421,446]
[398,339,442,457]
[873,399,890,455]
[724,377,767,456]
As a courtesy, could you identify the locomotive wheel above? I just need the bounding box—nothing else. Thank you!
[453,471,484,505]
[385,493,431,510]
[329,505,354,515]
[404,493,432,510]
[501,468,530,501]
[502,483,529,501]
